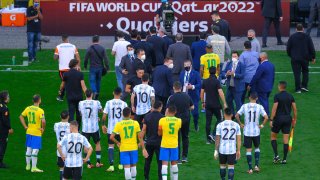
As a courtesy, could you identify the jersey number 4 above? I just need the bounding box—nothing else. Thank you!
[222,128,236,140]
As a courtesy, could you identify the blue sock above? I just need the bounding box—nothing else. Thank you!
[228,168,234,180]
[59,170,63,180]
[220,167,226,180]
[246,152,252,170]
[255,149,260,167]
[96,151,101,163]
[108,148,114,165]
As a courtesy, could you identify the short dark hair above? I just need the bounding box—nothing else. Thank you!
[92,35,99,43]
[249,92,258,100]
[70,120,79,127]
[244,41,252,49]
[123,107,131,117]
[136,49,144,55]
[136,65,145,71]
[184,59,192,64]
[232,50,240,57]
[140,31,147,39]
[114,87,122,95]
[173,81,182,90]
[130,29,139,38]
[211,25,220,34]
[117,31,125,38]
[153,100,163,110]
[199,32,207,40]
[279,81,287,89]
[167,105,177,114]
[296,23,304,31]
[210,10,219,16]
[0,90,9,103]
[127,44,133,50]
[142,73,149,82]
[209,66,216,75]
[224,108,233,116]
[69,59,79,69]
[33,94,41,103]
[60,110,69,119]
[62,35,68,41]
[85,89,93,98]
[149,26,157,34]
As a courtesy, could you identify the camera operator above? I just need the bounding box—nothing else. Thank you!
[155,0,177,35]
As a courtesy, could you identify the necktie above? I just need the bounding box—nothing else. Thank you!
[230,63,235,87]
[130,56,134,63]
[185,72,189,83]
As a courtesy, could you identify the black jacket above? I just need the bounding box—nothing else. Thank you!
[0,102,11,134]
[133,40,155,67]
[287,32,316,61]
[147,35,167,66]
[261,0,282,18]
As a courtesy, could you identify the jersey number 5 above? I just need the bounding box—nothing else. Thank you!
[169,123,175,134]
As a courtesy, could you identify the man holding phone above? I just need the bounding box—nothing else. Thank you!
[26,0,43,63]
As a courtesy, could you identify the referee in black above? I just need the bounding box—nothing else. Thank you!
[0,91,13,168]
[141,101,164,180]
[270,81,297,164]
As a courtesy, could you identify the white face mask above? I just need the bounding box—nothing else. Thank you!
[167,63,174,69]
[128,50,134,56]
[140,55,146,61]
[232,58,238,63]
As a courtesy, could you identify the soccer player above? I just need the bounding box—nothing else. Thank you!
[57,121,93,180]
[235,92,268,174]
[79,89,103,168]
[215,108,241,180]
[54,110,70,180]
[158,105,182,180]
[102,87,128,172]
[270,81,297,164]
[200,43,221,79]
[19,94,46,172]
[131,73,155,128]
[110,107,145,180]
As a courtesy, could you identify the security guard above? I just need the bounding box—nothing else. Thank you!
[0,91,13,168]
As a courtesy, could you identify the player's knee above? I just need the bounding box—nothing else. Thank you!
[26,147,32,155]
[32,149,39,156]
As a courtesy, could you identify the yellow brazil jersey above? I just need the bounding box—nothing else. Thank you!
[113,119,141,152]
[159,116,181,148]
[200,53,220,79]
[21,105,45,137]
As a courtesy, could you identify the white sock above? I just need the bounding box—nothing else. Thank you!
[124,167,131,180]
[130,166,137,180]
[162,165,168,180]
[31,149,39,168]
[171,165,178,180]
[26,147,32,166]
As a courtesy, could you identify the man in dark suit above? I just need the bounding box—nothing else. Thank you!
[151,57,174,114]
[167,33,192,81]
[128,29,140,45]
[134,49,153,75]
[179,60,202,131]
[221,51,245,115]
[249,52,275,115]
[158,27,174,54]
[306,0,320,37]
[211,10,231,42]
[287,24,316,93]
[133,31,155,69]
[261,0,285,47]
[191,32,207,72]
[147,26,167,67]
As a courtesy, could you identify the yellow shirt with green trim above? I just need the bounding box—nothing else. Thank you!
[113,119,141,152]
[21,105,45,137]
[200,53,220,79]
[159,116,181,148]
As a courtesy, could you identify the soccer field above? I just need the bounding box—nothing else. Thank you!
[0,49,319,180]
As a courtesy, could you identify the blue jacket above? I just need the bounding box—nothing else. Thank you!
[191,40,207,71]
[250,60,275,93]
[221,60,246,92]
[239,50,259,83]
[179,69,201,101]
[152,65,173,98]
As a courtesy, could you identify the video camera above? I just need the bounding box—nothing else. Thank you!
[161,2,175,35]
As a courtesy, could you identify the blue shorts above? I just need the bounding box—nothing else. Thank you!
[160,147,179,161]
[26,134,42,149]
[120,150,138,165]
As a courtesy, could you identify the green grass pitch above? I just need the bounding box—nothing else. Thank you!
[0,49,319,179]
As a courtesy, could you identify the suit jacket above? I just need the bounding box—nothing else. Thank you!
[286,32,316,61]
[147,35,167,66]
[250,60,275,93]
[167,42,192,75]
[152,65,173,98]
[163,35,174,54]
[221,60,245,92]
[261,0,282,18]
[133,41,155,67]
[119,54,136,80]
[133,58,153,75]
[179,70,201,101]
[191,40,207,71]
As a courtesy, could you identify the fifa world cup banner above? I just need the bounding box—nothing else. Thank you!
[40,0,290,36]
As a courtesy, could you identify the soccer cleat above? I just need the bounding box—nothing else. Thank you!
[96,162,104,168]
[273,156,281,164]
[56,96,63,102]
[87,164,95,169]
[301,87,309,92]
[295,90,301,94]
[26,164,31,171]
[247,169,253,174]
[208,135,215,142]
[177,160,182,165]
[118,164,123,170]
[181,157,188,163]
[106,165,114,172]
[206,140,212,145]
[31,168,44,173]
[281,160,287,164]
[254,166,260,172]
[201,109,206,113]
[262,44,267,48]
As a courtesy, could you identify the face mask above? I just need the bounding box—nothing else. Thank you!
[248,37,253,41]
[232,58,238,63]
[140,55,146,61]
[34,2,39,7]
[128,50,134,56]
[185,66,191,71]
[168,63,174,69]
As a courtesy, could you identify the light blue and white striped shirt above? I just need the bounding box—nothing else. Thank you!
[216,120,241,155]
[79,100,102,133]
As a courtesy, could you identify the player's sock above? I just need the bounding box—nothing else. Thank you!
[26,147,32,166]
[130,166,137,180]
[31,149,39,168]
[59,169,63,180]
[228,167,235,180]
[124,167,131,180]
[96,151,101,163]
[171,165,178,180]
[271,140,278,157]
[255,148,260,167]
[246,152,253,170]
[161,165,168,180]
[84,153,91,165]
[108,147,114,165]
[220,166,226,180]
[283,144,289,160]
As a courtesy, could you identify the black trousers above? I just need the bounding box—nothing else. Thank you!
[178,116,190,159]
[205,107,223,139]
[67,99,81,129]
[0,133,8,163]
[241,83,251,104]
[144,144,162,180]
[262,17,282,45]
[155,95,169,114]
[291,60,309,91]
[307,2,320,36]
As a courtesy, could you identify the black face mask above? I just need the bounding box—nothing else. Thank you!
[248,37,253,41]
[258,58,262,63]
[185,66,191,71]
